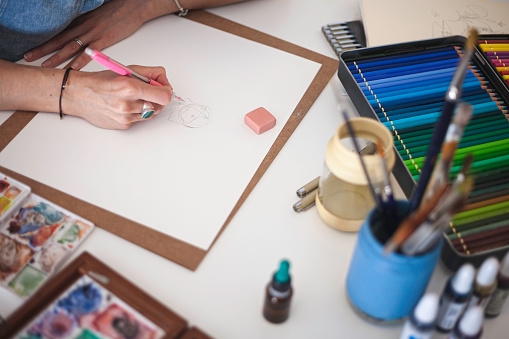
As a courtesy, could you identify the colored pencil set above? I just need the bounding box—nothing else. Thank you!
[478,36,509,87]
[338,34,509,268]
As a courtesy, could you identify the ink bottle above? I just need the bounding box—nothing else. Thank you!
[436,263,475,332]
[466,256,499,310]
[448,306,483,339]
[485,251,509,317]
[315,117,395,232]
[399,292,439,339]
[263,260,292,324]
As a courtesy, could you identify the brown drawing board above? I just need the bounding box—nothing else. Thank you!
[0,10,339,271]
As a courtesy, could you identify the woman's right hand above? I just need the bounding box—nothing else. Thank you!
[61,65,173,129]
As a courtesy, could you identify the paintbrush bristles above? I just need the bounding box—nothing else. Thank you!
[444,103,473,144]
[453,103,473,129]
[440,141,458,163]
[376,139,384,157]
[466,28,479,51]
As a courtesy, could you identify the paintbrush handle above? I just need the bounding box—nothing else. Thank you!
[340,110,383,209]
[409,100,456,213]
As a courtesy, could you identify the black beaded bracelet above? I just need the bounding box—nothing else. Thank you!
[59,68,72,120]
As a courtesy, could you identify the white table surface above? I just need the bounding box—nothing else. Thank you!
[4,0,509,338]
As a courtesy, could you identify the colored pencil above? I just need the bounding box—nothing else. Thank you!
[446,209,509,235]
[346,46,458,66]
[352,58,461,79]
[484,51,509,56]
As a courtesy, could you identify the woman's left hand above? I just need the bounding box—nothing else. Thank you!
[24,0,165,70]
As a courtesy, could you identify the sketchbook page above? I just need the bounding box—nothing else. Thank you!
[0,16,321,251]
[360,0,509,47]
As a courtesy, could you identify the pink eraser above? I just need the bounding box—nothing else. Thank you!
[244,107,276,134]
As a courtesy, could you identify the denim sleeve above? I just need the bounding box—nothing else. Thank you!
[0,0,106,62]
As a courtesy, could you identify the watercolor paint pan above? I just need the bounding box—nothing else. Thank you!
[0,252,212,339]
[338,35,509,271]
[0,173,31,225]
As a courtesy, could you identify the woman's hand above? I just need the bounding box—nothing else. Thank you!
[23,0,247,69]
[24,0,162,70]
[62,65,173,129]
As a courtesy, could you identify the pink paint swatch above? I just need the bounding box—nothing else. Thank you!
[244,107,276,134]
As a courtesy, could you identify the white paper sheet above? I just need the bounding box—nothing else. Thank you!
[0,16,321,250]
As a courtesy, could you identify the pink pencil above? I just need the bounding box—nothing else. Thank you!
[85,48,183,101]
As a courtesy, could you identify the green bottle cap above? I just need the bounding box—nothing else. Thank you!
[274,260,290,284]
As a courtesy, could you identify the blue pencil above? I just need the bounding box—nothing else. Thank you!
[383,102,505,130]
[393,109,507,138]
[349,51,460,72]
[378,95,498,120]
[396,113,509,141]
[354,64,475,83]
[363,74,482,95]
[383,101,503,124]
[374,92,494,114]
[357,67,478,86]
[346,46,457,66]
[370,88,491,111]
[352,58,460,78]
[393,114,508,144]
[357,68,481,88]
[368,81,485,106]
[409,28,478,212]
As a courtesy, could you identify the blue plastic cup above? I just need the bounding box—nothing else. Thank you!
[345,201,442,324]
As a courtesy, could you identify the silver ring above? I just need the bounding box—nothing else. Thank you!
[141,101,155,119]
[73,38,84,48]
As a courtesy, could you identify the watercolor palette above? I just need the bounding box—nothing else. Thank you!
[14,275,166,339]
[0,174,94,314]
[338,35,509,270]
[0,252,208,339]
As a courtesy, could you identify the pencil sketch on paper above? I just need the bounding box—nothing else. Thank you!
[157,98,211,128]
[431,5,507,37]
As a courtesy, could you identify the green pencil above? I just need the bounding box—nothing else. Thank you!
[451,199,509,226]
[446,212,509,235]
[448,219,509,240]
[394,116,508,149]
[406,139,509,172]
[400,132,509,160]
[396,120,509,151]
[411,154,509,180]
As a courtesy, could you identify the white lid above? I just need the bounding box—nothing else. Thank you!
[452,263,475,294]
[458,306,483,336]
[476,257,500,287]
[414,292,439,324]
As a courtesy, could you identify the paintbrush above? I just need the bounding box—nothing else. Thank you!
[376,139,397,224]
[383,182,448,255]
[424,102,473,199]
[402,177,473,255]
[399,155,475,255]
[340,109,383,213]
[408,28,479,214]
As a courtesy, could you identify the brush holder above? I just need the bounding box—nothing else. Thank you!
[345,201,443,324]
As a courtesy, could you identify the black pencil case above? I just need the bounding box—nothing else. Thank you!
[337,35,509,271]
